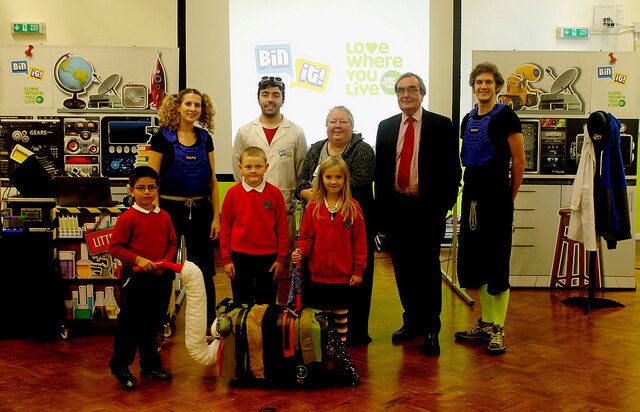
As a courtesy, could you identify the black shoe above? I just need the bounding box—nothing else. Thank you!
[113,369,137,391]
[140,368,173,381]
[422,333,440,356]
[391,325,420,342]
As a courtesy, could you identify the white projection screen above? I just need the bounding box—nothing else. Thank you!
[188,0,429,174]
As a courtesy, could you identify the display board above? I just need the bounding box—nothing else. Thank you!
[1,45,179,115]
[472,50,640,118]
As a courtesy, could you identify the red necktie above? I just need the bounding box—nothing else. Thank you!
[397,117,414,190]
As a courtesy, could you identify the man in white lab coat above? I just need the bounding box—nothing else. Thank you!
[233,76,308,302]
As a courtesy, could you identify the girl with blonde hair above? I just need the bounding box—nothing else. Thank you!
[292,156,367,342]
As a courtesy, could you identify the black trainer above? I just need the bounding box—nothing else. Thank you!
[140,368,173,381]
[113,369,137,391]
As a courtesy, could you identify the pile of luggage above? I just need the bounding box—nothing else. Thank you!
[179,261,358,386]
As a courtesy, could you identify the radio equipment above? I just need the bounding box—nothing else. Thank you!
[540,118,567,175]
[63,117,100,176]
[520,120,539,173]
[0,116,63,178]
[100,116,157,178]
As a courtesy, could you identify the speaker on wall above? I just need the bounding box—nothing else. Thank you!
[122,83,149,109]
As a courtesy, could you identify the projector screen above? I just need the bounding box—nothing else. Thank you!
[186,0,430,175]
[228,0,430,151]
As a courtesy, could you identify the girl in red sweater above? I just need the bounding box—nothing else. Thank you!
[292,156,367,342]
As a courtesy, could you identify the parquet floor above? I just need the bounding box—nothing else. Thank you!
[1,244,640,411]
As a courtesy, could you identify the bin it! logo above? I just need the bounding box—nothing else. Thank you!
[11,60,29,74]
[254,43,330,93]
[11,60,46,80]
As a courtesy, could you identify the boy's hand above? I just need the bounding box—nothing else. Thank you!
[349,275,362,286]
[291,248,302,264]
[135,256,156,272]
[269,261,283,281]
[224,263,235,280]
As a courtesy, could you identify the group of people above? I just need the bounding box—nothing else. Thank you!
[105,63,525,391]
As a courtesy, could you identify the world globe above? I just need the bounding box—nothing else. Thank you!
[54,53,95,109]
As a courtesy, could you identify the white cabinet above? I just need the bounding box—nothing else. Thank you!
[510,184,562,287]
[509,182,636,289]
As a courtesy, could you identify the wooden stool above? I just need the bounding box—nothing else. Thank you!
[550,208,601,288]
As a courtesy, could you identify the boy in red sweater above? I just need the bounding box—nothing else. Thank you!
[220,146,289,305]
[108,166,177,391]
[292,156,367,342]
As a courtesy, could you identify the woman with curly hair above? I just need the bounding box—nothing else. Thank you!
[148,88,220,328]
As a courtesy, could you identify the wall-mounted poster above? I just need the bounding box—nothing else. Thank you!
[1,45,179,115]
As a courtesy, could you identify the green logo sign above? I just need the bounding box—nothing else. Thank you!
[380,71,401,95]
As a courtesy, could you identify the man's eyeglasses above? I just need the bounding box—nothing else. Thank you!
[260,76,284,87]
[133,185,158,192]
[395,86,421,95]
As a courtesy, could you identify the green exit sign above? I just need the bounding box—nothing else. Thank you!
[557,27,590,39]
[11,22,46,34]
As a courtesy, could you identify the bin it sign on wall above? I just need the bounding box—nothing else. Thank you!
[8,57,49,107]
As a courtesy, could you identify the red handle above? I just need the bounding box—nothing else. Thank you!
[132,259,183,273]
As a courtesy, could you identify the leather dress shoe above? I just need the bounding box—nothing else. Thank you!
[422,333,440,356]
[391,325,420,342]
[140,368,173,381]
[113,369,137,391]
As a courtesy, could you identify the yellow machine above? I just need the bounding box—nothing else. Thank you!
[498,64,542,110]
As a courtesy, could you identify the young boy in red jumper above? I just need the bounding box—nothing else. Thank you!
[220,146,289,305]
[108,166,177,391]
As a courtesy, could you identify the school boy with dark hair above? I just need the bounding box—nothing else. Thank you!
[108,166,177,390]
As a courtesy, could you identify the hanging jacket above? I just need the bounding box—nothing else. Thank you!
[594,113,631,249]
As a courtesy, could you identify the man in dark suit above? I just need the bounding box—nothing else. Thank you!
[374,72,461,356]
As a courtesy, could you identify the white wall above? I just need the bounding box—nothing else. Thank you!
[0,0,177,47]
[185,0,232,174]
[429,1,453,117]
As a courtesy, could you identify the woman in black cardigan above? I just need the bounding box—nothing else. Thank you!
[297,105,375,346]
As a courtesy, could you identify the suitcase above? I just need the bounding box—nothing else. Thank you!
[215,299,359,387]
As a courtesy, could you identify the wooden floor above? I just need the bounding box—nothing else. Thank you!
[2,244,640,411]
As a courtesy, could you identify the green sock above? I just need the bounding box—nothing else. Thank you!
[478,284,493,323]
[490,289,510,327]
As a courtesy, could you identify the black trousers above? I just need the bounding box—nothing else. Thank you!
[161,197,216,323]
[387,193,446,335]
[347,229,375,340]
[109,269,173,373]
[230,251,278,305]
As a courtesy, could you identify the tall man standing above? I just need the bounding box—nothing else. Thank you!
[233,76,307,303]
[375,72,461,356]
[454,62,524,355]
